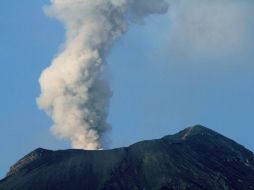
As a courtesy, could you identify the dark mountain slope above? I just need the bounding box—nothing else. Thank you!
[1,125,254,190]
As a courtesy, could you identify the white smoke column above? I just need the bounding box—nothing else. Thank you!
[37,0,169,150]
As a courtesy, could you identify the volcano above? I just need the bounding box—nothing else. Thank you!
[1,125,254,190]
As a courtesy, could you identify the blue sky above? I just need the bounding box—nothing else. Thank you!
[1,0,254,178]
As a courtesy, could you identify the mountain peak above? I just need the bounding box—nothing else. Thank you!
[1,126,254,190]
[180,125,214,140]
[161,125,218,142]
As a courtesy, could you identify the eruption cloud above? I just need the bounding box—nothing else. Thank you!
[37,0,169,150]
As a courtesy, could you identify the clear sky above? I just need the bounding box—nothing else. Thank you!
[1,0,254,179]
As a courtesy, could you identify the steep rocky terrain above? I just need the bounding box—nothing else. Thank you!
[0,125,254,190]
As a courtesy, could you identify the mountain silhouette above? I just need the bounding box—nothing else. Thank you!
[0,125,254,190]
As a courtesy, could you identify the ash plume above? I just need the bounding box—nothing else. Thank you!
[37,0,169,150]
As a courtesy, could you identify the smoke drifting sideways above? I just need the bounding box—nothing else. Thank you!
[167,0,254,58]
[37,0,169,150]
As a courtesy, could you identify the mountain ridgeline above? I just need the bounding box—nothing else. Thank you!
[0,125,254,190]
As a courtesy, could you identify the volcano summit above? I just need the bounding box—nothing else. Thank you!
[1,125,254,190]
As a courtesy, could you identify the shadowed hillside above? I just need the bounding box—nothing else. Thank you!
[1,125,254,190]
